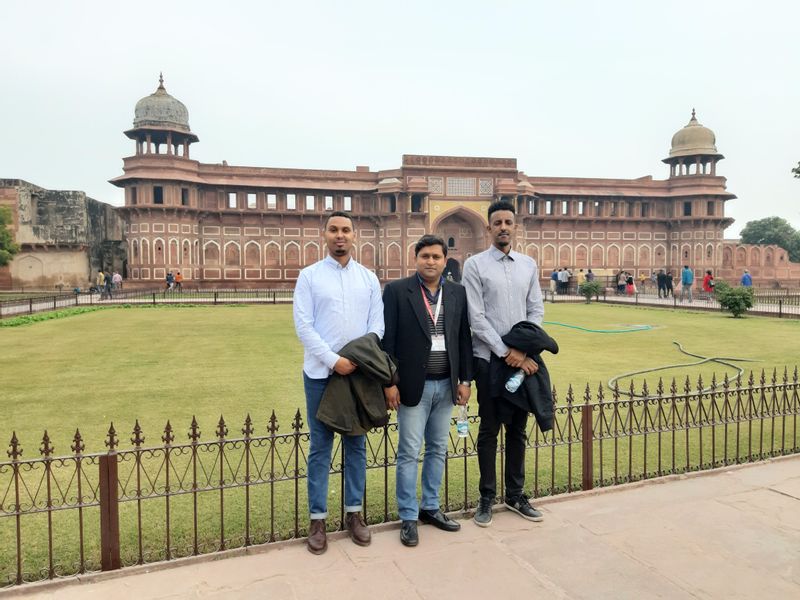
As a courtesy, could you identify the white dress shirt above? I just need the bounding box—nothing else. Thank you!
[293,255,385,378]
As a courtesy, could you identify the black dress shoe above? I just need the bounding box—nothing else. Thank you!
[418,508,461,532]
[400,520,418,547]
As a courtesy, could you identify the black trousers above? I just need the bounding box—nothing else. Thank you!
[474,357,528,501]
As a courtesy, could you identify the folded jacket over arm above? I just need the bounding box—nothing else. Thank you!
[317,333,398,435]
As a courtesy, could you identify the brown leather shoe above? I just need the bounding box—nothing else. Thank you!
[345,511,371,546]
[307,519,327,555]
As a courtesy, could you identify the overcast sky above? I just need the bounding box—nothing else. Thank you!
[2,0,798,237]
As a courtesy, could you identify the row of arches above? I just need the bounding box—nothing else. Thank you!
[723,245,782,268]
[128,238,409,269]
[521,242,722,269]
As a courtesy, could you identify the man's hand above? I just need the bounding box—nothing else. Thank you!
[456,384,471,405]
[384,385,401,411]
[333,357,357,375]
[504,348,527,368]
[520,357,539,376]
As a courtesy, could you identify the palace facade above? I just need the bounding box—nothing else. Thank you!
[8,76,798,291]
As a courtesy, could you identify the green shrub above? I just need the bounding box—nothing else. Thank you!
[578,280,604,303]
[715,281,754,318]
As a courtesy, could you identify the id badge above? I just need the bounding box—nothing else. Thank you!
[431,334,447,352]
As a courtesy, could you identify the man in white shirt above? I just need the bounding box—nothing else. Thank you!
[293,211,384,554]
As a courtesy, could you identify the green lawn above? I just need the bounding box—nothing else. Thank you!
[2,303,798,452]
[1,303,798,585]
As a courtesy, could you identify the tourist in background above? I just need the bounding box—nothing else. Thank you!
[680,265,694,302]
[740,270,752,287]
[112,271,122,291]
[666,271,674,297]
[293,211,384,555]
[702,270,715,297]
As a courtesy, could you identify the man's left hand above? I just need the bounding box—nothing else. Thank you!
[456,384,471,405]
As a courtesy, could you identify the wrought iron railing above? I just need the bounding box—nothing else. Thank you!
[2,368,798,588]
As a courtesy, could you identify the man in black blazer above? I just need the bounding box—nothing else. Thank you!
[383,235,473,547]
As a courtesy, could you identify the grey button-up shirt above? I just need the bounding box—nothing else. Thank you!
[462,245,544,361]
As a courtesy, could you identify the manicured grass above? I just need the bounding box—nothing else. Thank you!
[2,302,798,452]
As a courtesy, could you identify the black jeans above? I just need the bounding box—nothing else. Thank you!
[474,357,528,501]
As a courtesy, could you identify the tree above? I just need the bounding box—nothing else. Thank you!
[793,162,800,178]
[578,280,603,303]
[715,281,754,318]
[0,206,20,267]
[739,216,800,262]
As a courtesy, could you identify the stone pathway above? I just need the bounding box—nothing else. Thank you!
[7,456,800,599]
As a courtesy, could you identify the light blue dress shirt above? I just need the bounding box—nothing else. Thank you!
[293,255,385,378]
[462,245,544,361]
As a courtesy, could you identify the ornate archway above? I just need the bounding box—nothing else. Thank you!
[432,208,488,279]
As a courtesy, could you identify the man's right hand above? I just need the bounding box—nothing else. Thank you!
[384,385,400,411]
[520,357,539,376]
[333,357,357,375]
[504,348,527,368]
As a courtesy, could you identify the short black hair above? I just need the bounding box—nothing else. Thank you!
[487,200,515,221]
[415,234,447,257]
[325,211,354,228]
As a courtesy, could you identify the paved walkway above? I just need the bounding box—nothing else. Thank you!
[7,456,800,599]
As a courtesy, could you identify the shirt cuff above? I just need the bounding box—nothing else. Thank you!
[324,351,340,370]
[492,342,510,358]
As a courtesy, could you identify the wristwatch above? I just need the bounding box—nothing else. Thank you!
[458,380,472,387]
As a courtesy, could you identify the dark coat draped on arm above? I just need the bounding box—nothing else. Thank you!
[317,333,398,435]
[488,321,559,432]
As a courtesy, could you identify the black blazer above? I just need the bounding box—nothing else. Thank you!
[382,275,473,407]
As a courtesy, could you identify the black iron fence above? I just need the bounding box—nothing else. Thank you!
[2,368,798,588]
[4,286,800,320]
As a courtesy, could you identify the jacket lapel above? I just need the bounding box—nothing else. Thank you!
[443,281,457,338]
[407,277,432,340]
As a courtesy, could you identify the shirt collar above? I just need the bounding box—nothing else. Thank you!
[489,245,515,261]
[324,254,353,270]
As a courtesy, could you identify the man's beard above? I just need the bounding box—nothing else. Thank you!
[332,247,348,256]
[495,236,510,247]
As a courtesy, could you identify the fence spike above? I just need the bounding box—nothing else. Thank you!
[771,367,777,385]
[793,366,798,384]
[71,429,85,456]
[242,414,254,438]
[552,385,559,406]
[642,379,650,397]
[597,382,605,403]
[216,415,228,440]
[267,410,279,435]
[629,380,636,398]
[583,383,591,404]
[722,373,730,390]
[710,373,717,391]
[39,431,54,457]
[759,369,766,386]
[696,374,704,393]
[188,415,201,443]
[684,375,692,395]
[612,380,620,401]
[104,423,119,451]
[783,366,788,384]
[670,377,678,396]
[566,384,574,405]
[657,377,664,397]
[7,432,22,460]
[748,370,755,387]
[162,420,174,446]
[131,420,145,447]
[292,409,303,432]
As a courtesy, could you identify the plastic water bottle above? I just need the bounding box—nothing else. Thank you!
[456,405,469,438]
[505,369,526,393]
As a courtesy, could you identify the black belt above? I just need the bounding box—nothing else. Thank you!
[425,372,450,381]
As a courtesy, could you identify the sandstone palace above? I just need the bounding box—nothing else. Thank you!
[2,77,798,289]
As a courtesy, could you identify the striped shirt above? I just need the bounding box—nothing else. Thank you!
[419,278,449,377]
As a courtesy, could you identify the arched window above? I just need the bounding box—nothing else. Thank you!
[448,237,455,248]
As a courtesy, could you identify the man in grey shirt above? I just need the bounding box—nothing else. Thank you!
[462,200,545,527]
